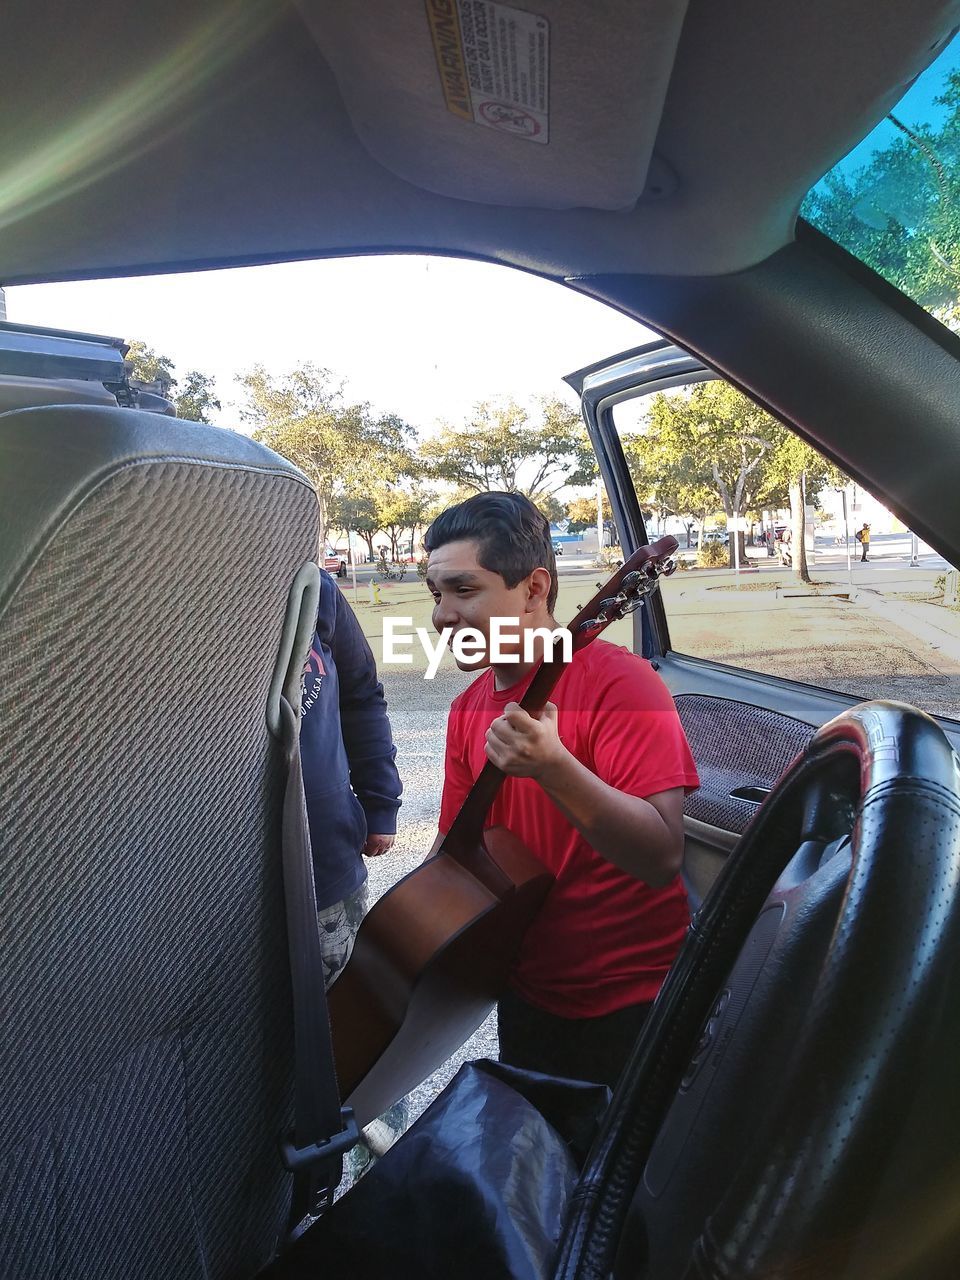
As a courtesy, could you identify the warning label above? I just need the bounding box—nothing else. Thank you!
[426,0,550,143]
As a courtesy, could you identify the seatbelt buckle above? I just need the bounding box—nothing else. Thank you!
[280,1106,361,1171]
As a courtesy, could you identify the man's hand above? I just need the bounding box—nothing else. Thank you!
[363,833,395,857]
[488,703,685,886]
[484,701,567,779]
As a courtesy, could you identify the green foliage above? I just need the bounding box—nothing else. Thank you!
[238,362,414,545]
[622,381,850,579]
[376,484,434,559]
[125,339,176,391]
[801,70,960,327]
[622,382,786,568]
[125,340,219,421]
[566,492,611,527]
[173,369,220,423]
[697,541,729,568]
[595,544,624,570]
[420,396,583,499]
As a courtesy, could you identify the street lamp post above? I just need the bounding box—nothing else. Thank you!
[839,487,853,592]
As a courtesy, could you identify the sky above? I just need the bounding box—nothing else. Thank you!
[5,255,652,434]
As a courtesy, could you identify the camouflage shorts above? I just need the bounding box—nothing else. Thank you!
[317,880,369,990]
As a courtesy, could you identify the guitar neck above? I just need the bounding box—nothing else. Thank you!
[442,537,677,860]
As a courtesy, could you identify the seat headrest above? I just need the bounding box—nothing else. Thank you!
[0,404,310,614]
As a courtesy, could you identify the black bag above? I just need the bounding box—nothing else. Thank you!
[267,1060,611,1280]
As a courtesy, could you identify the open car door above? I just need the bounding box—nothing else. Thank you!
[565,338,960,909]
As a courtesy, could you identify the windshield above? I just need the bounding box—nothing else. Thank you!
[801,34,960,328]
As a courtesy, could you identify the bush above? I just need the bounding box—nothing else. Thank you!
[595,545,624,571]
[697,541,729,569]
[416,555,429,580]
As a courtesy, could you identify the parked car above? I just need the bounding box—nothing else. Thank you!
[3,6,960,1278]
[323,548,348,577]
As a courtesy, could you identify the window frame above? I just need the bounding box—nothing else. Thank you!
[569,337,960,728]
[566,338,711,660]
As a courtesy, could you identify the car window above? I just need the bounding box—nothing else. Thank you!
[801,35,960,330]
[613,378,960,722]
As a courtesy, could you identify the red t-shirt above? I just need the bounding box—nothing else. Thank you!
[439,640,700,1018]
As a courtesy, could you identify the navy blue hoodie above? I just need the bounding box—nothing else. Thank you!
[300,570,402,910]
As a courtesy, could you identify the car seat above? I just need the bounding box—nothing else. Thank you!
[0,406,319,1279]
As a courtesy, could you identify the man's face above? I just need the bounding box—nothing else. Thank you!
[425,539,536,671]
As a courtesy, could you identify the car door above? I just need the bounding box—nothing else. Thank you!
[566,339,960,907]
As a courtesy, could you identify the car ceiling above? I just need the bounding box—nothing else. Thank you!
[1,0,958,286]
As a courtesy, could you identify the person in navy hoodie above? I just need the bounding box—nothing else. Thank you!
[300,568,402,989]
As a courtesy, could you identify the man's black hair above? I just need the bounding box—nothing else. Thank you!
[425,492,559,611]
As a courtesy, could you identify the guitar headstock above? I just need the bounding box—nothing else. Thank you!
[569,536,678,647]
[510,536,680,721]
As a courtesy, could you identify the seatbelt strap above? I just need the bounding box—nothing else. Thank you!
[267,564,359,1237]
[276,693,359,1233]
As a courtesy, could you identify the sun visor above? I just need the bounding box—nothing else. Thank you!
[294,0,688,211]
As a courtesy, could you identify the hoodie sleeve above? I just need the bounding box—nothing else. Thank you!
[328,576,403,834]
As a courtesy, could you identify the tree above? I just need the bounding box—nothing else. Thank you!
[565,493,611,528]
[125,339,176,395]
[174,370,220,423]
[622,382,851,576]
[328,489,383,562]
[623,383,787,566]
[238,363,415,548]
[125,339,220,420]
[421,396,583,499]
[375,485,435,560]
[622,432,717,547]
[802,70,960,328]
[765,435,849,583]
[537,492,565,524]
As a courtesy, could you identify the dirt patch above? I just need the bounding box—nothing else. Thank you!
[708,580,848,594]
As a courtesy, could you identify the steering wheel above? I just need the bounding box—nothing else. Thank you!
[553,702,960,1280]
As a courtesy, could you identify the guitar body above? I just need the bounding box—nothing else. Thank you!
[327,827,553,1126]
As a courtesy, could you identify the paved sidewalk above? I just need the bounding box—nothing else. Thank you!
[856,591,960,669]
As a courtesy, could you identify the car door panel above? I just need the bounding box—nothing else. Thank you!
[672,690,816,904]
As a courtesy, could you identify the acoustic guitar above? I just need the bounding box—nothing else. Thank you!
[327,537,679,1125]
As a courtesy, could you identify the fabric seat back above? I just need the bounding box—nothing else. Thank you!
[0,406,319,1279]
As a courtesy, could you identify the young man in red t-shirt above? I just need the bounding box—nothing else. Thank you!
[424,492,699,1089]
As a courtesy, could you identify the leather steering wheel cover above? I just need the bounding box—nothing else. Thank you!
[692,705,960,1278]
[552,702,960,1280]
